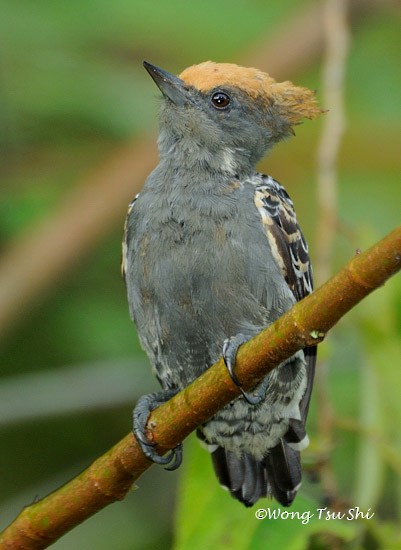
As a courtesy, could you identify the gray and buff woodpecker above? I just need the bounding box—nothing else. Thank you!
[122,61,322,507]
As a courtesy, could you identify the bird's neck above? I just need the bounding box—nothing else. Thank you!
[157,129,256,180]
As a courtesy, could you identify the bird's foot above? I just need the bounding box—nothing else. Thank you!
[223,334,269,405]
[133,389,183,470]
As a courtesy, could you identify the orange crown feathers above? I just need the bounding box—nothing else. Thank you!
[180,61,323,127]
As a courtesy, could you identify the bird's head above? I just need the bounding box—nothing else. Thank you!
[144,61,322,177]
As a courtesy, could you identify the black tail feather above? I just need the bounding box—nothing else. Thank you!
[210,439,302,507]
[225,449,245,492]
[211,447,267,507]
[210,446,231,489]
[264,440,302,506]
[283,418,307,447]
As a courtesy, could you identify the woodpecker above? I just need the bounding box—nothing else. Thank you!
[122,61,322,507]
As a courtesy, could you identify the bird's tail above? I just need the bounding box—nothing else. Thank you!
[210,440,302,507]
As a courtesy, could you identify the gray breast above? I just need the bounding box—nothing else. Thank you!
[125,178,294,388]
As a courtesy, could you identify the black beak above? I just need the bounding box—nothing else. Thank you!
[143,61,188,106]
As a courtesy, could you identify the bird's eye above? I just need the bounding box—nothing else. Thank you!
[211,92,230,109]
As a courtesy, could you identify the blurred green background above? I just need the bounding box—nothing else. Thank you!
[1,1,400,548]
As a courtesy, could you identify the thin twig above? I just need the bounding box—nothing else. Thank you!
[316,0,350,284]
[314,0,349,503]
[314,0,351,505]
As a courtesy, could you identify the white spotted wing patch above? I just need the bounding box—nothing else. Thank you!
[252,174,316,428]
[253,175,313,302]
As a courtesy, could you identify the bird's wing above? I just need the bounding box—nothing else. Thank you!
[121,194,139,281]
[253,175,313,301]
[253,174,316,421]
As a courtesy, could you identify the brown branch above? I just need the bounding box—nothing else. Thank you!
[1,226,400,549]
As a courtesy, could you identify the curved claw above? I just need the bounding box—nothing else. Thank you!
[163,443,183,471]
[142,445,177,466]
[223,334,269,405]
[133,389,183,467]
[223,336,246,386]
[238,377,270,405]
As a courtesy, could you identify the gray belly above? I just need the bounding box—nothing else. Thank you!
[127,214,294,390]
